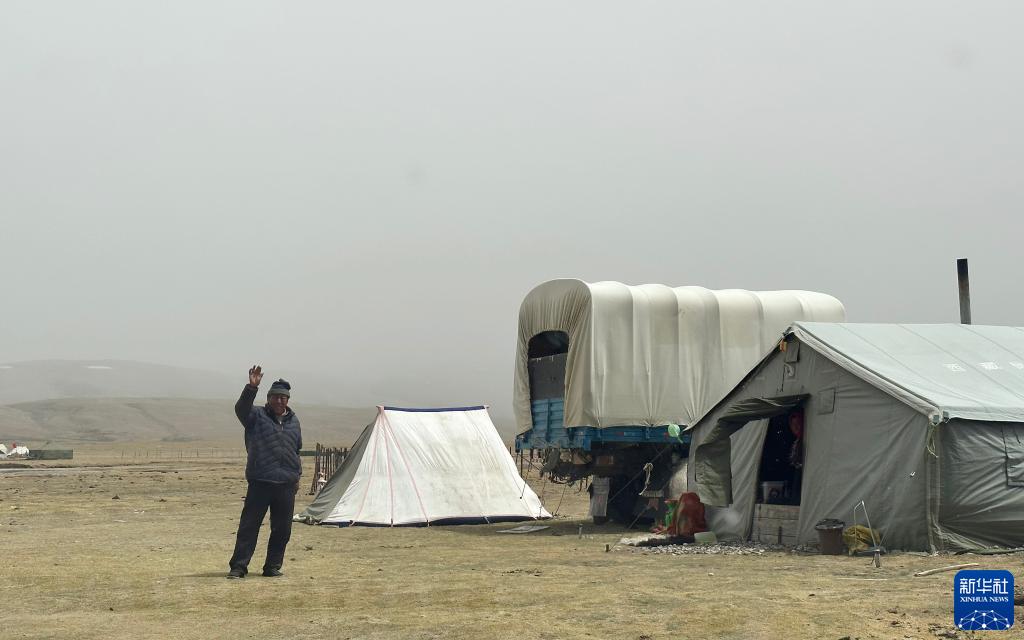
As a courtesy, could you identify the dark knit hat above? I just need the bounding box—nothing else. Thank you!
[268,378,291,398]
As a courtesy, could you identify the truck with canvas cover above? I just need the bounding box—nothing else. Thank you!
[513,279,844,524]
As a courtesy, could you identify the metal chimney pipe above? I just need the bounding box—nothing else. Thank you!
[957,258,971,324]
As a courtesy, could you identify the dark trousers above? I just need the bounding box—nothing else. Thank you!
[229,480,296,574]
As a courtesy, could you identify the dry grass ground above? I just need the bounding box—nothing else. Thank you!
[2,443,1021,640]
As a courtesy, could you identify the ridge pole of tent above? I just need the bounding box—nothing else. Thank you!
[957,258,971,324]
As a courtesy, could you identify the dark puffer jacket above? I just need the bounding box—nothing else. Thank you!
[234,384,302,484]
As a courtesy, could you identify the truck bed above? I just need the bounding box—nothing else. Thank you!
[515,398,690,451]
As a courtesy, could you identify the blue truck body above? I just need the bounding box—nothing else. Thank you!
[515,398,691,451]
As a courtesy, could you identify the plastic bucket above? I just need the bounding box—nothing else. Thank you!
[815,519,846,555]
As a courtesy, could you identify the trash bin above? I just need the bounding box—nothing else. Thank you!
[815,519,846,555]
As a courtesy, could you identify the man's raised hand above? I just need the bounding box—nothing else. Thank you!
[248,365,263,387]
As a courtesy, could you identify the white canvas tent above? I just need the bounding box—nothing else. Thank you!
[301,406,551,526]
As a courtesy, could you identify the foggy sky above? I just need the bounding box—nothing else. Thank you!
[3,2,1023,420]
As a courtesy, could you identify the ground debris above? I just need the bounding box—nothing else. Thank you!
[929,623,959,638]
[622,539,791,555]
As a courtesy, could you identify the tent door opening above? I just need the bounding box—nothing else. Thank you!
[756,410,804,506]
[692,394,807,507]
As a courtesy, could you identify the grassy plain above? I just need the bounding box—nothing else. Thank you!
[1,443,1020,640]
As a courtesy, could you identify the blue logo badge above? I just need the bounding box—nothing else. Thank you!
[954,569,1014,631]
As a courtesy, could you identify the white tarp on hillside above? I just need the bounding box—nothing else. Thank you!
[791,322,1024,423]
[301,406,550,526]
[515,279,845,433]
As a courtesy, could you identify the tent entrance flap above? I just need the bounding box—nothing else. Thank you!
[693,395,807,507]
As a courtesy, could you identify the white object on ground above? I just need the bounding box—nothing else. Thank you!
[497,525,549,534]
[694,531,718,545]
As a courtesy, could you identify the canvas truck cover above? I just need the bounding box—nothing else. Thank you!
[514,279,845,434]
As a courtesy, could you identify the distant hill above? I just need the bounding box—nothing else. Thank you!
[0,397,375,445]
[0,360,519,443]
[0,360,238,405]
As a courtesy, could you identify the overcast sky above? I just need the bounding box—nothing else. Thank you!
[3,2,1022,418]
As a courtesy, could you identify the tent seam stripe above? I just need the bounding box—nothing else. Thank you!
[380,410,431,525]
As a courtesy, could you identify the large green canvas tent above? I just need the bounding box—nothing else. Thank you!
[687,322,1024,552]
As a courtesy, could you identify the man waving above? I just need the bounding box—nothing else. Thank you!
[227,365,302,579]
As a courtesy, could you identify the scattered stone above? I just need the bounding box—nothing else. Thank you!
[111,495,120,500]
[619,533,672,546]
[158,498,166,502]
[304,545,313,551]
[624,540,791,555]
